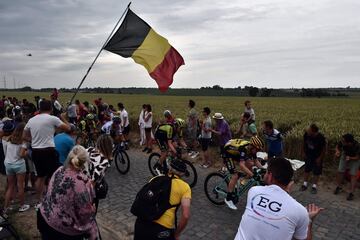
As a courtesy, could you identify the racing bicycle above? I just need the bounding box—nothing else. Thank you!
[204,166,266,205]
[148,148,198,188]
[113,142,130,175]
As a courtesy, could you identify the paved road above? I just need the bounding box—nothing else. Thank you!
[97,149,360,240]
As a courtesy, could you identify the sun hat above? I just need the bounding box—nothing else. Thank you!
[212,113,224,120]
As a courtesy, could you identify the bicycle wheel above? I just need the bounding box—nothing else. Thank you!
[148,152,162,176]
[204,172,229,205]
[114,150,130,175]
[181,159,198,188]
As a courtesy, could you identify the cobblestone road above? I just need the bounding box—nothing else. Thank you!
[97,149,360,240]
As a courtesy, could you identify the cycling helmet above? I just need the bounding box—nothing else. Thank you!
[175,118,185,128]
[112,114,121,123]
[163,110,172,117]
[167,158,187,173]
[250,136,264,150]
[86,113,95,120]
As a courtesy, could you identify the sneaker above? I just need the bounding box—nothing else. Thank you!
[311,187,317,194]
[147,148,152,154]
[224,199,238,210]
[300,185,308,191]
[142,147,148,152]
[347,193,354,201]
[18,204,30,212]
[334,186,342,195]
[188,151,194,156]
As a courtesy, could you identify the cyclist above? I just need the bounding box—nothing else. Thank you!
[223,136,265,210]
[79,114,97,136]
[153,111,178,170]
[101,114,124,144]
[173,118,187,149]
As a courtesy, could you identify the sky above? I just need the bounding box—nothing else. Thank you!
[1,0,360,89]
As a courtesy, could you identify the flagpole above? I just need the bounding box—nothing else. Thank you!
[69,2,132,104]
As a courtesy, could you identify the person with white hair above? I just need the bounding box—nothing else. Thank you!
[37,145,98,240]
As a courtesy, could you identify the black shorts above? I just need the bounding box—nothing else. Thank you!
[200,138,211,151]
[155,130,169,152]
[32,148,60,178]
[134,218,175,240]
[145,127,152,133]
[123,125,130,134]
[304,156,322,175]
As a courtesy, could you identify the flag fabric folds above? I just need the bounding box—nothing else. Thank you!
[104,9,184,92]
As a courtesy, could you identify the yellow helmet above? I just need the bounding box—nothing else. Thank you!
[175,118,185,128]
[250,136,264,150]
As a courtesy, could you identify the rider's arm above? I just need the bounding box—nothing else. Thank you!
[239,161,253,177]
[174,198,191,239]
[254,159,264,169]
[168,140,177,154]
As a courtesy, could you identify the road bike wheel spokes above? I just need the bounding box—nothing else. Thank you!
[148,153,162,176]
[182,159,198,188]
[204,172,229,205]
[114,150,130,175]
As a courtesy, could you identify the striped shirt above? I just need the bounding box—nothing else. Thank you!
[84,147,111,183]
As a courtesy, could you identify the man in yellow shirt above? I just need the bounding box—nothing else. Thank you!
[134,159,191,240]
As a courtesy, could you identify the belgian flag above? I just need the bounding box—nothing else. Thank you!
[104,9,185,92]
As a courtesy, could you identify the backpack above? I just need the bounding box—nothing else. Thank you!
[131,175,179,221]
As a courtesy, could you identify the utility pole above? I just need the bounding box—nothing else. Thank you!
[13,77,16,89]
[3,75,6,89]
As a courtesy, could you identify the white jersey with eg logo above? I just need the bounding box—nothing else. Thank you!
[235,185,309,240]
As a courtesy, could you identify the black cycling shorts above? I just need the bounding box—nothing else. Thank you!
[134,218,175,240]
[155,130,169,152]
[223,158,246,178]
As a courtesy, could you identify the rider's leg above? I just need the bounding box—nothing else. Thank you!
[240,161,254,177]
[159,151,167,165]
[227,174,238,193]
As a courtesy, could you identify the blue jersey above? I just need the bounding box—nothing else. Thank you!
[263,129,283,157]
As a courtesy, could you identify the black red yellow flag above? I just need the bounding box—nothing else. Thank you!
[104,9,184,92]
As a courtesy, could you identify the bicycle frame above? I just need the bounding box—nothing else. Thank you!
[213,171,262,202]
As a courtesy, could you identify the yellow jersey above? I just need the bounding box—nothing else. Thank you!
[154,176,191,229]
